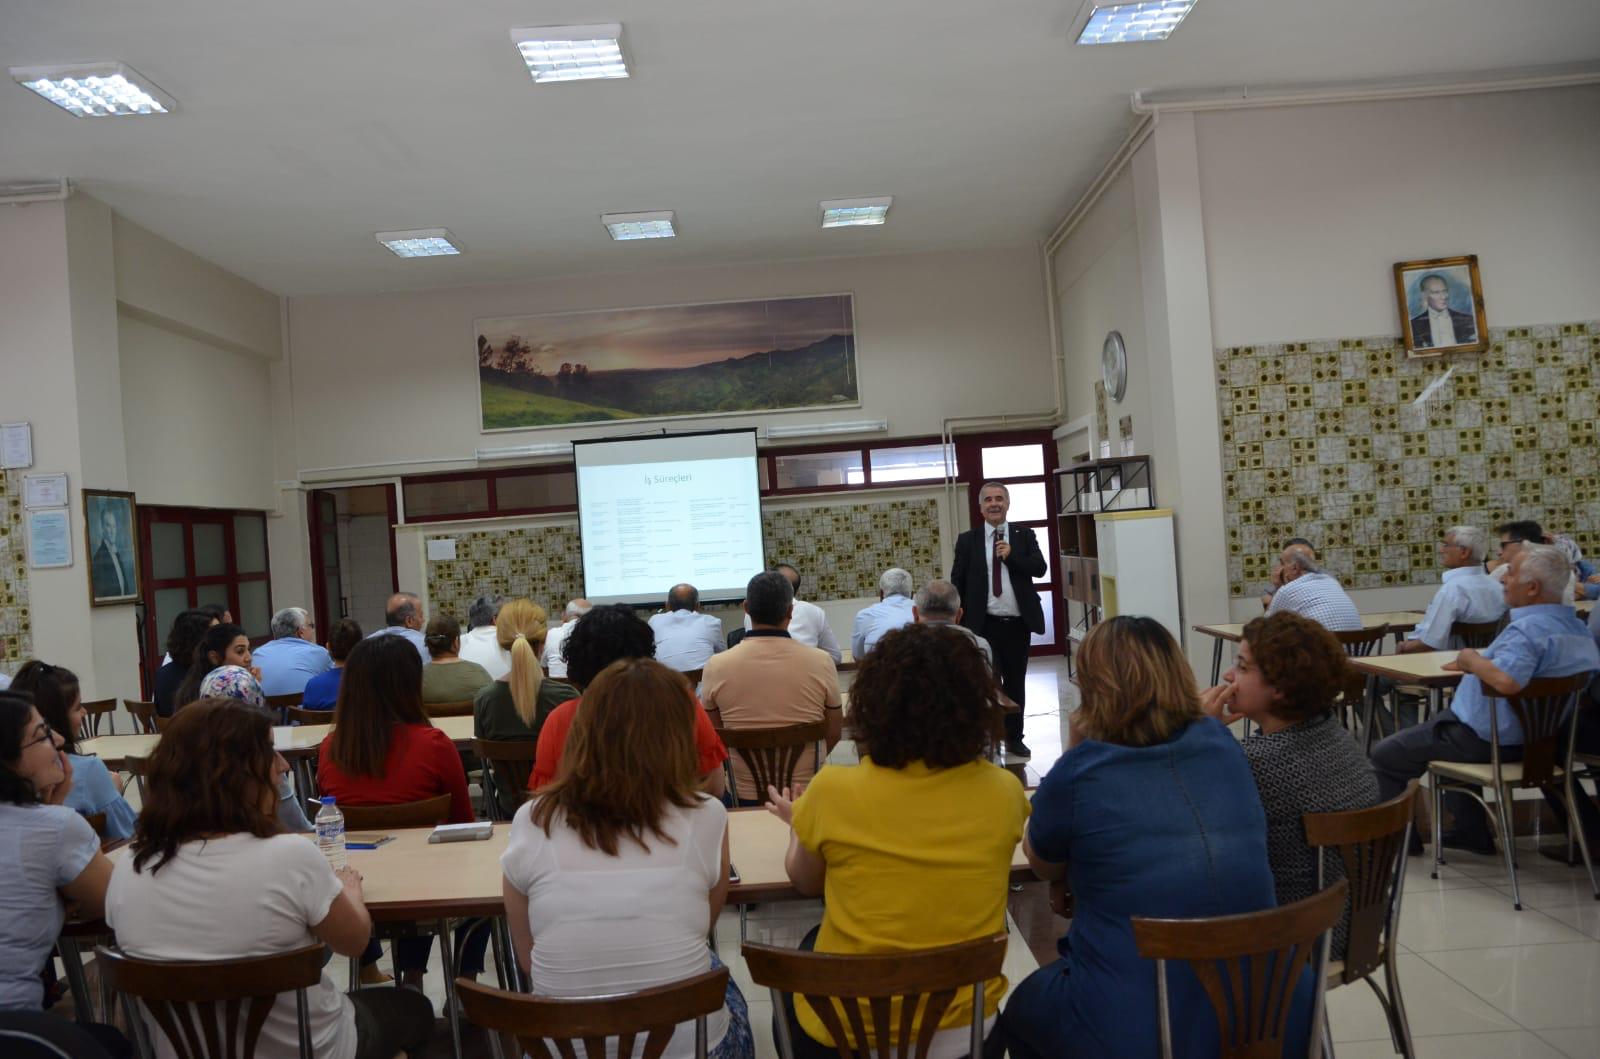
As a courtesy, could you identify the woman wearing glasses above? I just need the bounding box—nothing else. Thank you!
[11,661,138,841]
[0,689,128,1057]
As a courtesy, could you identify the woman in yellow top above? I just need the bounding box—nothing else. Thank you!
[764,621,1030,1059]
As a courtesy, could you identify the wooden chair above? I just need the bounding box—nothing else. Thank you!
[124,756,151,801]
[264,692,303,710]
[96,943,324,1058]
[474,738,539,820]
[681,668,704,685]
[1131,880,1347,1059]
[741,933,1006,1059]
[1449,619,1502,650]
[1428,674,1597,908]
[718,720,830,802]
[1303,782,1419,1059]
[338,793,452,831]
[1331,625,1386,742]
[124,699,159,735]
[424,699,475,718]
[153,714,175,733]
[285,705,334,727]
[457,967,727,1059]
[78,698,118,738]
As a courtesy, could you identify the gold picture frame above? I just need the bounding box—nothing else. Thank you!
[1393,254,1488,358]
[83,488,141,607]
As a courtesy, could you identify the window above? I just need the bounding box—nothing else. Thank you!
[772,450,865,490]
[869,444,957,484]
[403,477,489,519]
[981,444,1045,479]
[495,469,577,511]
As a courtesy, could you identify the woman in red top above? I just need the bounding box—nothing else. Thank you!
[317,634,482,985]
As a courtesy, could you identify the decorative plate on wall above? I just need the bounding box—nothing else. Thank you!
[1102,331,1128,402]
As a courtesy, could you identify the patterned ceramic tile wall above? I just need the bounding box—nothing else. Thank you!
[0,472,32,677]
[424,497,943,621]
[1218,321,1600,597]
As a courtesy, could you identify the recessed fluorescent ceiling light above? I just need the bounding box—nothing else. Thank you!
[375,229,463,258]
[511,24,629,83]
[601,211,675,240]
[1076,1,1196,44]
[820,197,892,228]
[10,62,174,116]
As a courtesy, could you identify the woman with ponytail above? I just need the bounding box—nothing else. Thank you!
[474,600,577,815]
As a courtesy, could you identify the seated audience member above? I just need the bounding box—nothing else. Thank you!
[1398,526,1506,653]
[153,608,216,716]
[505,659,753,1059]
[850,567,916,657]
[1550,534,1600,600]
[366,591,430,663]
[743,563,842,662]
[650,583,726,672]
[1543,602,1600,857]
[1199,613,1379,958]
[457,594,510,680]
[302,618,362,710]
[11,662,137,842]
[999,616,1292,1059]
[157,602,231,667]
[199,670,315,833]
[912,578,993,668]
[475,601,576,739]
[250,607,332,697]
[1260,537,1316,609]
[529,605,727,795]
[1489,521,1578,602]
[764,623,1028,1059]
[421,615,494,705]
[173,622,254,710]
[702,571,841,806]
[1371,544,1600,856]
[0,691,128,1057]
[1265,546,1361,631]
[542,598,591,679]
[105,699,433,1059]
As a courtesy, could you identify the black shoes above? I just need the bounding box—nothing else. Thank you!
[1005,739,1032,760]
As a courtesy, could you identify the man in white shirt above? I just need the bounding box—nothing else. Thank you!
[852,568,917,657]
[1398,526,1506,653]
[649,584,725,672]
[741,563,841,661]
[1265,549,1362,631]
[1408,272,1477,350]
[1488,521,1578,604]
[542,598,591,679]
[457,594,510,680]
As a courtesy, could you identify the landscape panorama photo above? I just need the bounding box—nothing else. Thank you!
[477,293,859,430]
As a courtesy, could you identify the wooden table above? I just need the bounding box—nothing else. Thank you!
[80,714,477,769]
[1193,611,1426,684]
[1348,650,1464,743]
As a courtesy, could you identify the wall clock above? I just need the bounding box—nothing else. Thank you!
[1102,331,1127,402]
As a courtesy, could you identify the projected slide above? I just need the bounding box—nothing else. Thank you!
[574,430,765,606]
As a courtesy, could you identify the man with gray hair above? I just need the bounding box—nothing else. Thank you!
[543,598,592,679]
[851,567,916,657]
[1264,546,1361,631]
[913,580,993,669]
[649,583,725,672]
[1398,526,1505,653]
[458,593,511,680]
[367,591,430,663]
[250,606,331,697]
[1372,543,1600,856]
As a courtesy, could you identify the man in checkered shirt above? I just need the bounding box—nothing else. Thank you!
[1264,547,1362,631]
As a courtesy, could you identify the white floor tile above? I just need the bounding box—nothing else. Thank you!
[1332,1031,1568,1059]
[1403,860,1496,893]
[1325,953,1519,1042]
[1489,874,1600,911]
[1536,1025,1600,1059]
[1398,885,1592,952]
[1421,941,1600,1029]
[1541,900,1600,941]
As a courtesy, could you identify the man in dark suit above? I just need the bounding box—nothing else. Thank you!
[951,481,1046,758]
[90,507,134,599]
[1410,273,1476,349]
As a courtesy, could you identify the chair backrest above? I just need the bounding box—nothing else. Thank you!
[1449,620,1501,650]
[456,967,728,1059]
[741,934,1007,1059]
[95,943,324,1059]
[285,706,333,727]
[1333,625,1388,658]
[124,756,151,799]
[424,699,475,718]
[154,714,175,733]
[474,738,539,819]
[338,793,452,830]
[263,693,303,709]
[124,699,159,734]
[1493,674,1593,787]
[78,698,118,739]
[717,720,830,798]
[1303,782,1417,984]
[681,668,703,685]
[1131,880,1347,1059]
[84,812,108,838]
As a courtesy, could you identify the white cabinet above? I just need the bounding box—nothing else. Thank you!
[1093,509,1180,643]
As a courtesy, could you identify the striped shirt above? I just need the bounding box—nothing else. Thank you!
[1265,571,1362,631]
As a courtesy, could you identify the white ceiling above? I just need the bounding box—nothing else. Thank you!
[3,0,1598,296]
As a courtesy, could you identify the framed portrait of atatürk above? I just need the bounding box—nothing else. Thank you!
[1394,255,1488,358]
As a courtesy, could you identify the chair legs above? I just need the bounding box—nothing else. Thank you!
[1492,779,1522,910]
[1560,773,1600,900]
[1431,777,1445,879]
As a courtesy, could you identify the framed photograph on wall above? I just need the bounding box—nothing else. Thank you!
[83,488,141,606]
[1393,255,1488,358]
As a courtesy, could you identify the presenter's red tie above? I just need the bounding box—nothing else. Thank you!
[992,528,1003,598]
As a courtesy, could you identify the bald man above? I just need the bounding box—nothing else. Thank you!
[367,591,430,663]
[1261,538,1317,609]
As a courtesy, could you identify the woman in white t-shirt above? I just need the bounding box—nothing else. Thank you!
[504,658,753,1059]
[105,699,434,1059]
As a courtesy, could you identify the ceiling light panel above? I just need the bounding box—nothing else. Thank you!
[1076,1,1197,45]
[601,211,676,240]
[375,229,463,258]
[820,197,892,228]
[511,24,629,83]
[10,62,174,116]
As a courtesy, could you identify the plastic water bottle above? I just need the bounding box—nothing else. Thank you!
[315,796,347,870]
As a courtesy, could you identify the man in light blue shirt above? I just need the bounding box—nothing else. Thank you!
[250,606,332,697]
[1372,545,1599,855]
[366,591,430,664]
[649,584,725,672]
[851,567,916,657]
[1398,525,1506,653]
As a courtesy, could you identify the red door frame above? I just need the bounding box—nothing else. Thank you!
[307,485,400,635]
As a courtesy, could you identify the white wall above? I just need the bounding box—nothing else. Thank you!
[284,246,1054,478]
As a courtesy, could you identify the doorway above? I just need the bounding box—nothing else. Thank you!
[308,485,398,636]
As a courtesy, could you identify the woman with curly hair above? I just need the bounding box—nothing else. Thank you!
[764,621,1029,1059]
[1199,611,1379,957]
